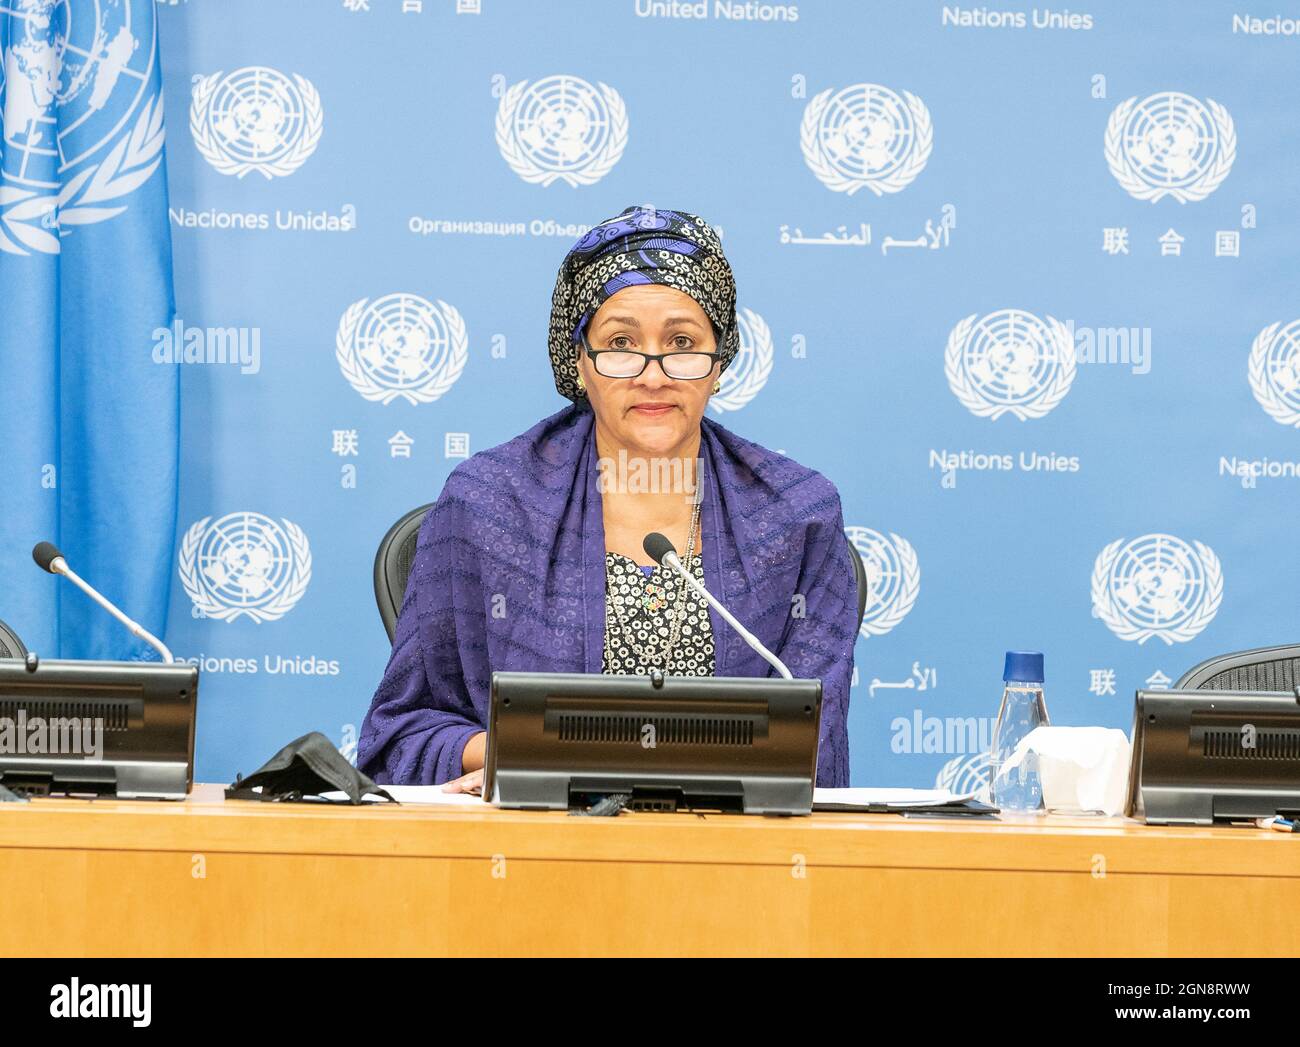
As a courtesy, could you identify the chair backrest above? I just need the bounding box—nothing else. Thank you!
[373,503,434,642]
[0,618,27,660]
[1175,643,1300,693]
[849,544,868,637]
[375,504,872,644]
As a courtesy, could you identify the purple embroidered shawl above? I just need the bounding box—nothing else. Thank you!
[357,404,856,787]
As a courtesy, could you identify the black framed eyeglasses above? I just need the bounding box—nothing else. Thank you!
[578,324,726,381]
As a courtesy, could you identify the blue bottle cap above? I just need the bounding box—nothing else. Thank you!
[1003,650,1044,683]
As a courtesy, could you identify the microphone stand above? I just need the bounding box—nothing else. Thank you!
[658,550,793,680]
[49,557,175,664]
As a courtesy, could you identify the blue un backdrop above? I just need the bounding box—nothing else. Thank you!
[21,0,1300,789]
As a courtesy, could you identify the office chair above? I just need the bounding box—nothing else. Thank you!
[1175,643,1300,693]
[375,503,873,644]
[848,544,868,636]
[373,502,433,643]
[0,618,27,660]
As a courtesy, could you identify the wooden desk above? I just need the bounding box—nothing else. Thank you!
[0,785,1295,956]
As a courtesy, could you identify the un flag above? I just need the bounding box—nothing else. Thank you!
[0,0,177,661]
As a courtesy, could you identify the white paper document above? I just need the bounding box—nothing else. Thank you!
[318,785,490,806]
[813,787,976,809]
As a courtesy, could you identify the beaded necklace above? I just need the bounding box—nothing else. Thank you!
[603,493,703,669]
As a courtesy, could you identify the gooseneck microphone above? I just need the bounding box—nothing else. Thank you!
[32,541,174,663]
[643,532,793,680]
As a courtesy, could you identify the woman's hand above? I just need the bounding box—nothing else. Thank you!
[461,731,487,773]
[442,731,487,794]
[442,768,483,795]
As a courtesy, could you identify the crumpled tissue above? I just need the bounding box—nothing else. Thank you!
[998,726,1131,816]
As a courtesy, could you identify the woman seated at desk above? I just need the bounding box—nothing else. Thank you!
[357,206,858,792]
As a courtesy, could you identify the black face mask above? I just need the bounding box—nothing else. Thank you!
[226,731,396,805]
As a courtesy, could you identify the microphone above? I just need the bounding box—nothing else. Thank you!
[643,532,792,680]
[32,541,174,663]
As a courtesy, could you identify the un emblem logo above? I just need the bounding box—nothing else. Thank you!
[709,308,773,414]
[1105,92,1236,203]
[800,83,932,197]
[945,310,1076,421]
[1092,534,1223,645]
[0,0,165,255]
[845,527,920,640]
[190,66,323,179]
[179,512,312,624]
[1248,320,1300,428]
[336,293,468,405]
[495,74,628,187]
[935,752,991,801]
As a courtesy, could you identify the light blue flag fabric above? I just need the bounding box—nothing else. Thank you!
[0,1,178,661]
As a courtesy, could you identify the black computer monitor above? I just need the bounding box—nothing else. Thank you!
[1126,687,1300,824]
[483,671,822,815]
[0,658,198,799]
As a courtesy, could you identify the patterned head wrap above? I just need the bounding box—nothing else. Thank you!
[547,206,739,402]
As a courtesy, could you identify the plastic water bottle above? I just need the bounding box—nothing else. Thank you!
[989,651,1051,813]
